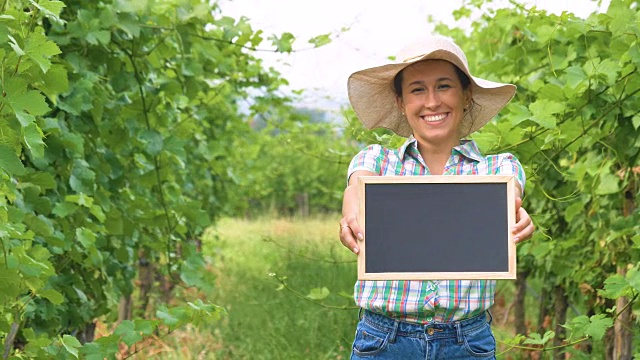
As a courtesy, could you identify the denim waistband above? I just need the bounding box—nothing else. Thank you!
[362,310,490,341]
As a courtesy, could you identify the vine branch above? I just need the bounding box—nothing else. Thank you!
[116,37,176,276]
[272,275,357,311]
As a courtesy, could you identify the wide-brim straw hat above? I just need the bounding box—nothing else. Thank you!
[347,36,516,138]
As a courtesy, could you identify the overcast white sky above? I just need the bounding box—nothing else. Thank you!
[219,0,611,112]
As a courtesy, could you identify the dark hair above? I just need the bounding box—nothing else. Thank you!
[392,61,471,98]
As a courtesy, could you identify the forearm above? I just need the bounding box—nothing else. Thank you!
[342,170,377,217]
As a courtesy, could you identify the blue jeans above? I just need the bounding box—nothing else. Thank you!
[350,310,496,359]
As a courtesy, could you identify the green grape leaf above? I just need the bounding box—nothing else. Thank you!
[186,299,226,326]
[508,104,533,127]
[156,307,180,326]
[86,30,111,46]
[7,34,25,56]
[564,65,588,86]
[566,314,613,341]
[138,129,163,156]
[65,193,94,208]
[0,122,20,149]
[528,99,564,128]
[626,267,640,293]
[523,330,555,345]
[114,320,143,346]
[39,288,64,304]
[306,287,330,300]
[24,30,62,73]
[308,33,331,47]
[598,274,632,299]
[632,115,640,130]
[564,201,585,223]
[22,172,56,190]
[29,0,66,22]
[42,64,70,97]
[0,144,27,176]
[596,172,620,195]
[52,202,78,217]
[23,123,46,158]
[269,32,295,53]
[76,228,96,249]
[82,335,120,360]
[134,319,158,335]
[61,335,81,358]
[4,78,50,127]
[90,205,106,223]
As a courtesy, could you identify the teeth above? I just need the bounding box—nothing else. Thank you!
[422,114,447,122]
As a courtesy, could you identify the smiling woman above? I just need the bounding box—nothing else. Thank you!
[338,35,535,359]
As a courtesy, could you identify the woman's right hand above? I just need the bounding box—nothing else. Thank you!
[340,170,377,254]
[339,210,363,254]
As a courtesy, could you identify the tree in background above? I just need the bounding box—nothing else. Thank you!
[225,105,358,218]
[0,0,326,357]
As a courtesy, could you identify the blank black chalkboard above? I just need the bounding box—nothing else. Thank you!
[357,175,516,280]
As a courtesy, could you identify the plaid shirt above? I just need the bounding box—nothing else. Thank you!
[347,137,526,323]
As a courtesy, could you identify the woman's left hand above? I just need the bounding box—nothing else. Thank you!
[513,197,534,244]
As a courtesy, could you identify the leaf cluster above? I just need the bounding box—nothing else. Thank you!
[0,0,302,358]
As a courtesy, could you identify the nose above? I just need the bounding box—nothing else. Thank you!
[424,90,441,109]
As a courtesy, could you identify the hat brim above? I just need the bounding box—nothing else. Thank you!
[347,51,516,138]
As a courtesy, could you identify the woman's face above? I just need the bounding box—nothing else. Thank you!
[396,60,471,148]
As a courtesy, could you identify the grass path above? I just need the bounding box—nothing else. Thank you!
[200,216,358,359]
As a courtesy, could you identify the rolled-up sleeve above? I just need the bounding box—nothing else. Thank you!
[347,144,384,183]
[496,153,526,194]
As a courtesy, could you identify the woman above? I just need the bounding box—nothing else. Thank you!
[339,36,535,359]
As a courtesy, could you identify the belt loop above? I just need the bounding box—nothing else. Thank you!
[358,307,364,320]
[388,320,400,344]
[486,310,493,325]
[455,322,463,345]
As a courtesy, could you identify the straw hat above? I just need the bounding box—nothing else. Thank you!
[347,36,516,138]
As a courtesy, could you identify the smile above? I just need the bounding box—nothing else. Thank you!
[421,113,447,122]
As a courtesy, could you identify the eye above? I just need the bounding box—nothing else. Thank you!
[410,86,425,94]
[437,83,452,90]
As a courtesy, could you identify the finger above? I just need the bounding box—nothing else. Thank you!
[512,207,530,232]
[512,209,531,240]
[515,197,522,214]
[514,222,535,244]
[339,226,360,254]
[346,218,364,242]
[513,208,533,242]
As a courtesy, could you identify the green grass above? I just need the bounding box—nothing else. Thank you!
[200,216,358,359]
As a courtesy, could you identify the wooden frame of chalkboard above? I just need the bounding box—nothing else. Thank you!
[357,175,516,280]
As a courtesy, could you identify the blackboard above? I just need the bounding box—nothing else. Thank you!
[357,175,516,280]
